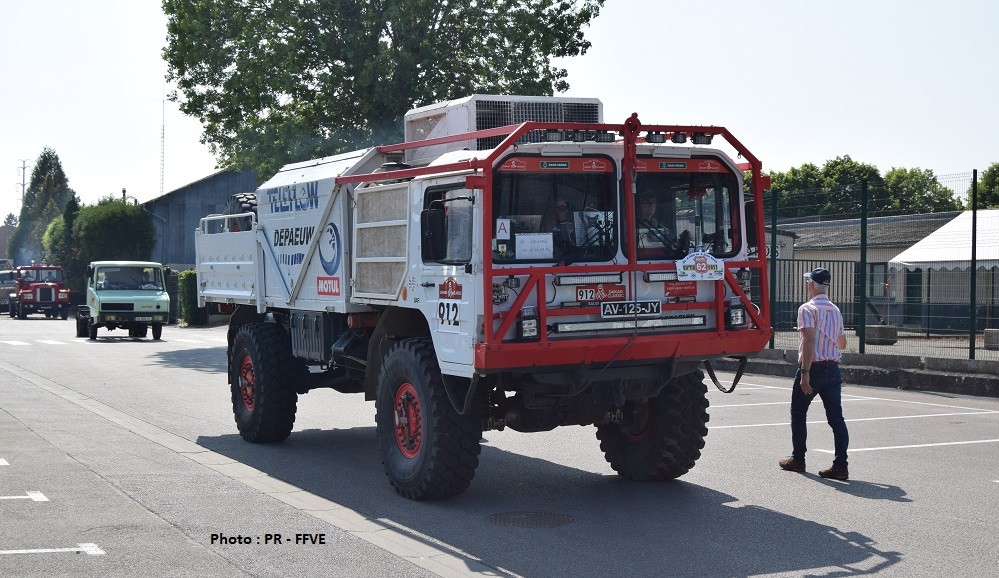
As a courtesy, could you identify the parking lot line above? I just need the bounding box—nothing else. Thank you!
[711,399,869,408]
[816,439,999,453]
[36,340,65,345]
[0,491,48,501]
[736,381,996,412]
[0,341,29,346]
[0,458,8,466]
[709,410,998,430]
[0,543,105,556]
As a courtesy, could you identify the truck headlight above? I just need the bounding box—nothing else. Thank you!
[726,307,746,328]
[518,306,540,341]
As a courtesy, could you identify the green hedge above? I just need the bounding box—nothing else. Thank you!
[178,269,209,326]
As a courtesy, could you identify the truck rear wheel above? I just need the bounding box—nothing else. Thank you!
[596,370,709,481]
[375,338,481,500]
[230,322,299,443]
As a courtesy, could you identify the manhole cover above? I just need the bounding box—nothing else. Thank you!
[487,511,575,528]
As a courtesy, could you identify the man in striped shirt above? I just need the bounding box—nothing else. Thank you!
[779,268,850,480]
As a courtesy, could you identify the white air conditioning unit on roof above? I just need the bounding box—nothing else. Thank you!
[403,94,603,166]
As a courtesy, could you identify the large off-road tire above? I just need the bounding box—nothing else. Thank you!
[596,370,710,481]
[151,323,162,340]
[223,192,257,232]
[375,338,482,500]
[230,322,299,443]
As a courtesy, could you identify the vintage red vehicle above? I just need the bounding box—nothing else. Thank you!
[8,264,71,319]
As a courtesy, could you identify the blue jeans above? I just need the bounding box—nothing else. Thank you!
[791,363,849,468]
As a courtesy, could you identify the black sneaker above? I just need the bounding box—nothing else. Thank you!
[779,457,806,472]
[819,466,849,480]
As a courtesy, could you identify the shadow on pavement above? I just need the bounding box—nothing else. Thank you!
[809,475,913,502]
[198,428,901,577]
[149,347,226,373]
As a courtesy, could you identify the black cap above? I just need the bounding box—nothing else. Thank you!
[804,268,831,285]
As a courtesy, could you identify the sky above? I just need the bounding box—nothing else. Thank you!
[2,0,997,222]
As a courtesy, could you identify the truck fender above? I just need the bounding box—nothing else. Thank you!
[363,307,430,401]
[227,305,267,385]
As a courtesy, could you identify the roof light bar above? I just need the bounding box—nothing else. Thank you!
[555,273,623,286]
[646,132,666,144]
[691,132,713,145]
[671,132,687,144]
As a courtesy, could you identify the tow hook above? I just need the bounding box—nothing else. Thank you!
[703,357,748,393]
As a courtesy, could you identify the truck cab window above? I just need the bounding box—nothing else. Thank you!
[491,156,617,263]
[422,188,474,264]
[634,162,738,259]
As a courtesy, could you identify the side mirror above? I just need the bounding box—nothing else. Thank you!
[420,207,447,261]
[86,265,94,278]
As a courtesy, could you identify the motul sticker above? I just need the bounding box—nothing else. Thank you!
[575,284,626,303]
[675,252,724,281]
[439,277,463,299]
[317,276,341,296]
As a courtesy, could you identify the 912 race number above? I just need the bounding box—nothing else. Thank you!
[437,300,460,330]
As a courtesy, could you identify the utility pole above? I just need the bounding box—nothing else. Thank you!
[17,159,31,207]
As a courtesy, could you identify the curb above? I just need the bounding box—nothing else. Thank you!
[711,352,999,398]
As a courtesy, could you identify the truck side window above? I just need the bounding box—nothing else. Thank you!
[423,187,473,264]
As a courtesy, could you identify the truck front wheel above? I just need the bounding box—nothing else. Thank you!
[230,322,299,443]
[17,303,26,319]
[151,323,162,340]
[596,370,710,481]
[88,319,98,340]
[376,338,481,500]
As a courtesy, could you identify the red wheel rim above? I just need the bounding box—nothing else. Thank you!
[238,355,255,411]
[393,382,423,459]
[621,403,650,442]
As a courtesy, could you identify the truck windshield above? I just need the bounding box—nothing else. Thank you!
[96,267,163,291]
[633,161,739,260]
[22,268,62,282]
[491,156,618,263]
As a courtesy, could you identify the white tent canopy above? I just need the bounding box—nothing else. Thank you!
[888,209,999,271]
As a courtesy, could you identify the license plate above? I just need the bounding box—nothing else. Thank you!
[135,316,152,321]
[600,301,662,318]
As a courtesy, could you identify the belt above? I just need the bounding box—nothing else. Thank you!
[812,360,839,365]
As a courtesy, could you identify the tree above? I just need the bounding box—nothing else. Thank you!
[973,162,999,208]
[8,148,76,264]
[71,197,155,263]
[820,155,887,216]
[883,168,961,214]
[42,196,85,296]
[163,0,605,178]
[3,213,16,227]
[768,163,824,218]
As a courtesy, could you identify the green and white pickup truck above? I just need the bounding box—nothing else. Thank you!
[76,261,170,340]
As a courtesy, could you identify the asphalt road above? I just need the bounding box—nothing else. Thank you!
[1,316,997,577]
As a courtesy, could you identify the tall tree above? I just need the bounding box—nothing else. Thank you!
[3,213,16,227]
[163,0,605,178]
[71,197,155,262]
[973,162,999,208]
[8,148,76,264]
[883,168,961,214]
[820,155,887,216]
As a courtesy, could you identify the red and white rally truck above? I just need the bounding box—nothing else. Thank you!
[8,263,71,320]
[196,95,772,499]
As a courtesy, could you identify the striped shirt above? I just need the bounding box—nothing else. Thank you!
[797,294,844,362]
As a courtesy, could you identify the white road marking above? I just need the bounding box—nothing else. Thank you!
[0,458,8,466]
[0,543,104,556]
[36,340,65,345]
[735,381,998,413]
[711,399,868,409]
[709,410,998,430]
[0,341,30,346]
[816,439,999,453]
[169,338,205,343]
[0,491,48,501]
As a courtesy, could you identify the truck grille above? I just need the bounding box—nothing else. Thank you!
[36,287,55,302]
[102,302,135,311]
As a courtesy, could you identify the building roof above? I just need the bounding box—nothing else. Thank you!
[889,210,999,271]
[781,211,960,249]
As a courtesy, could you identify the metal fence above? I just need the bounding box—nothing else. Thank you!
[764,171,999,361]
